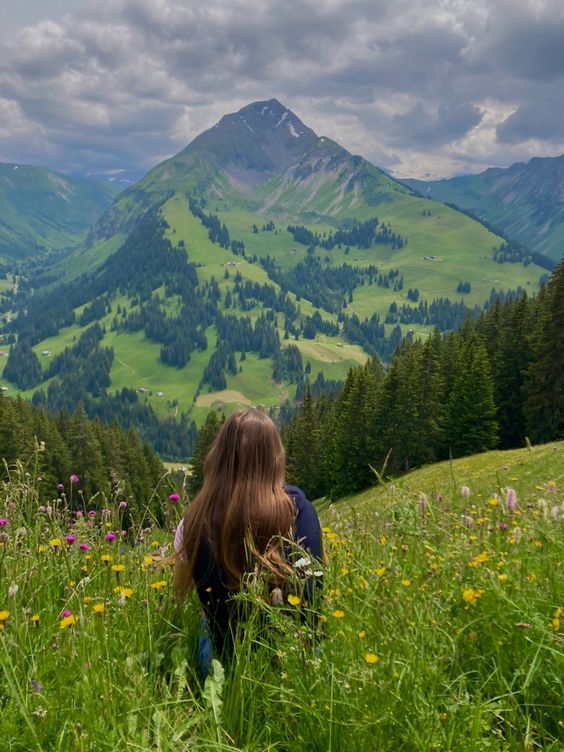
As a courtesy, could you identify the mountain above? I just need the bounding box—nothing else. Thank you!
[403,155,564,261]
[0,100,549,459]
[0,163,120,260]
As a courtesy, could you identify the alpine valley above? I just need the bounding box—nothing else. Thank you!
[0,99,553,459]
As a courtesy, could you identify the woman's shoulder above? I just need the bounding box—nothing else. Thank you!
[285,484,310,509]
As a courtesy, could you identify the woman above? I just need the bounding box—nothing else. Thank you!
[173,408,324,673]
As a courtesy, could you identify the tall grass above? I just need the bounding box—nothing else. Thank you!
[0,445,562,750]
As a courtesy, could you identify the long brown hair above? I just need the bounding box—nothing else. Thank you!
[174,408,295,599]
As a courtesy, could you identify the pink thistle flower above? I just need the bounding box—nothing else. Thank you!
[101,509,111,516]
[38,506,46,513]
[79,543,90,551]
[0,518,8,527]
[498,521,509,531]
[61,609,72,618]
[70,474,80,484]
[105,532,116,542]
[57,483,64,491]
[119,501,128,509]
[88,511,96,518]
[505,487,517,513]
[169,493,181,502]
[65,535,76,545]
[75,511,83,518]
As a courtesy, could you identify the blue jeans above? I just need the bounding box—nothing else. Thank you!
[198,615,213,678]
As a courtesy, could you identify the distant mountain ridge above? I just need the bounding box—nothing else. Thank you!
[0,163,119,260]
[403,155,564,261]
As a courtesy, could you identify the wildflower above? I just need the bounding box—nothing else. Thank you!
[374,567,386,577]
[357,630,366,639]
[498,573,509,583]
[462,588,484,605]
[101,554,111,563]
[418,492,428,513]
[461,485,471,498]
[105,532,116,542]
[88,511,96,518]
[168,493,181,502]
[49,538,62,548]
[0,518,8,527]
[488,496,500,507]
[0,610,9,622]
[79,543,90,551]
[70,474,80,484]
[401,579,411,588]
[119,500,128,509]
[463,514,473,528]
[438,712,448,721]
[31,614,40,624]
[92,603,105,615]
[60,614,77,630]
[364,652,379,664]
[332,610,345,619]
[111,564,125,573]
[31,679,43,693]
[65,535,76,545]
[287,594,301,607]
[57,483,64,491]
[505,487,517,513]
[295,557,312,569]
[61,609,72,618]
[150,580,168,590]
[340,567,350,575]
[114,587,133,599]
[38,544,46,553]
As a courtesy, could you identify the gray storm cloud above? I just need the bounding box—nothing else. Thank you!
[0,0,563,178]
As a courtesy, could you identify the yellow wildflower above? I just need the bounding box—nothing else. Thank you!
[150,580,168,590]
[31,614,40,623]
[498,574,509,583]
[49,538,61,548]
[462,588,484,605]
[357,630,366,639]
[438,712,448,721]
[332,609,345,619]
[0,610,10,622]
[401,579,411,588]
[92,603,105,615]
[114,587,133,599]
[111,564,125,573]
[60,614,77,630]
[38,544,46,553]
[287,594,301,607]
[364,652,379,665]
[488,497,499,507]
[374,567,386,577]
[101,554,111,563]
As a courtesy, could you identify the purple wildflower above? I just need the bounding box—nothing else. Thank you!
[79,543,90,551]
[169,493,181,502]
[70,474,80,484]
[101,508,111,516]
[61,609,72,618]
[57,483,64,491]
[505,487,517,513]
[31,679,43,694]
[0,518,8,527]
[88,510,96,518]
[105,532,116,542]
[119,500,128,509]
[75,510,83,518]
[38,506,46,513]
[463,514,473,528]
[498,521,509,531]
[65,535,76,545]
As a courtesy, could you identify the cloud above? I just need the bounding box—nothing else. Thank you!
[0,0,563,178]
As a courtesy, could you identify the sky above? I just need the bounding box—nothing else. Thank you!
[1,0,564,180]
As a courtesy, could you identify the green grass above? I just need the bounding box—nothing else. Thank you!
[0,442,562,750]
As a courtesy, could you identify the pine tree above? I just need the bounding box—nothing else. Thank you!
[524,262,564,442]
[444,331,498,457]
[285,387,321,497]
[188,410,223,497]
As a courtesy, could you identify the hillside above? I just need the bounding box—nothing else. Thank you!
[1,442,562,749]
[404,155,564,262]
[0,101,550,451]
[0,163,120,261]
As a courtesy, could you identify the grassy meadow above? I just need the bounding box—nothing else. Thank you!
[0,442,562,750]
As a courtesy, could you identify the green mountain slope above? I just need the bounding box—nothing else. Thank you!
[404,155,564,261]
[0,163,120,260]
[0,101,550,453]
